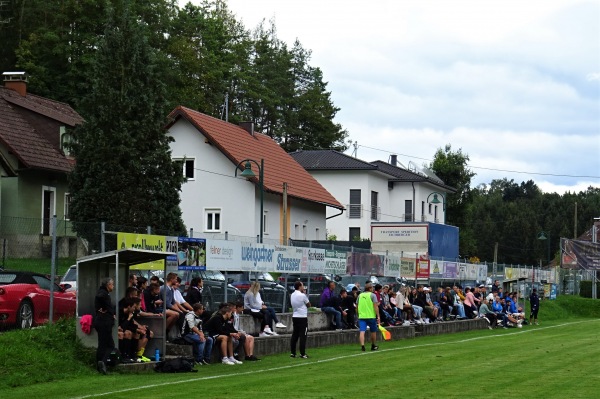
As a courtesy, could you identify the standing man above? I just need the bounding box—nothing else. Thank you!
[529,288,540,325]
[357,282,380,352]
[95,277,116,374]
[290,281,311,359]
[491,280,500,294]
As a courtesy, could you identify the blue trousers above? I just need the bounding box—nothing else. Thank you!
[184,333,214,362]
[321,307,342,328]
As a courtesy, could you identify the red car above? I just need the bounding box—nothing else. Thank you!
[0,271,76,329]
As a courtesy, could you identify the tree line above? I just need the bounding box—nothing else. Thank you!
[0,0,348,152]
[430,145,600,266]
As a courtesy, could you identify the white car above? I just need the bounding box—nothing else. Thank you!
[60,265,77,292]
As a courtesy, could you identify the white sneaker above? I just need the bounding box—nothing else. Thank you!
[275,322,287,328]
[269,330,279,336]
[263,326,273,334]
[222,358,235,365]
[228,357,243,365]
[259,332,270,337]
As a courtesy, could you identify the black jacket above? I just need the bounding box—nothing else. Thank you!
[204,313,230,337]
[95,286,115,316]
[186,286,203,306]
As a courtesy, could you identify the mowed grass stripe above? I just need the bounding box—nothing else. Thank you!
[9,318,595,399]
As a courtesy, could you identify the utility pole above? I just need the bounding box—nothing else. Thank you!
[493,242,498,280]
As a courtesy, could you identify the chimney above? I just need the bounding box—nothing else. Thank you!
[3,72,28,97]
[239,121,254,136]
[390,154,397,166]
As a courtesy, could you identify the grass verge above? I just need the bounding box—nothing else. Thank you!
[1,296,598,398]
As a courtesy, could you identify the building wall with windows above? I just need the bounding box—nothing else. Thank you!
[167,119,327,242]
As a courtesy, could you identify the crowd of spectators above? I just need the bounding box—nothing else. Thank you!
[107,272,537,372]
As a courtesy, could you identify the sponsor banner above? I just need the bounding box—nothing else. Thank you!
[304,248,326,274]
[430,260,443,279]
[346,252,385,276]
[466,264,478,280]
[458,263,468,280]
[371,225,428,242]
[384,253,401,277]
[240,243,275,271]
[443,262,458,279]
[505,267,514,280]
[273,245,303,273]
[400,257,416,278]
[416,258,429,279]
[562,238,600,270]
[478,264,487,281]
[325,250,347,275]
[175,237,206,271]
[118,232,170,270]
[207,239,241,271]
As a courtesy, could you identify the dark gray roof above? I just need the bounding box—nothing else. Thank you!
[371,160,456,192]
[289,150,377,170]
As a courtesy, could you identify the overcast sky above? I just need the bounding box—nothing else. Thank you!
[189,0,600,194]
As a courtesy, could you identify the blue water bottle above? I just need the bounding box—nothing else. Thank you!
[155,348,160,362]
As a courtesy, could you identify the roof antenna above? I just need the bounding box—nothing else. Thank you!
[220,93,229,122]
[351,141,358,158]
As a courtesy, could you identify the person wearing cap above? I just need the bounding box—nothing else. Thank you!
[420,286,438,322]
[357,282,380,351]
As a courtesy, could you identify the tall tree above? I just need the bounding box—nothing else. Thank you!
[429,144,475,255]
[69,0,185,248]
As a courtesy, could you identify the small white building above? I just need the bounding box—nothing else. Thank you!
[290,150,456,243]
[166,107,343,243]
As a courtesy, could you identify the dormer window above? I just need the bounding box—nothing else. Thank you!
[60,126,72,156]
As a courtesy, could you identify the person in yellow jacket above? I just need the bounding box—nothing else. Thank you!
[357,282,380,351]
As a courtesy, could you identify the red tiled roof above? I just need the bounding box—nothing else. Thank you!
[0,87,83,173]
[168,106,343,209]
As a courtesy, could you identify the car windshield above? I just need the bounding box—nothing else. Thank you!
[203,270,226,281]
[62,267,77,281]
[252,272,275,282]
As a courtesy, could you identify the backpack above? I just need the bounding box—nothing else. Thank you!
[105,348,122,367]
[154,357,197,373]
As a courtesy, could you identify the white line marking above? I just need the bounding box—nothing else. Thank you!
[72,319,599,399]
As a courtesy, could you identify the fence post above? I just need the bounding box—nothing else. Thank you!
[147,226,151,234]
[101,221,106,253]
[225,231,228,241]
[49,215,57,324]
[189,228,193,238]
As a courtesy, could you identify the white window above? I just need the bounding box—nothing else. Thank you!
[205,208,221,232]
[173,158,195,180]
[64,193,72,220]
[302,225,307,240]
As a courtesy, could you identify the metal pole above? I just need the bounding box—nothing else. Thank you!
[259,158,264,244]
[101,221,106,253]
[49,215,57,323]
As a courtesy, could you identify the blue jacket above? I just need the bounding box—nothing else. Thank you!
[492,301,503,313]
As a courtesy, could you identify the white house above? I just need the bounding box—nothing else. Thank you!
[166,107,343,243]
[289,150,458,257]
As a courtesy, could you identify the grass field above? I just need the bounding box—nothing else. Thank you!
[2,316,599,399]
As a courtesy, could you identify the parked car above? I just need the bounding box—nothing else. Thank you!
[278,274,344,307]
[225,271,286,312]
[0,271,76,329]
[180,269,242,312]
[339,275,380,292]
[60,265,77,292]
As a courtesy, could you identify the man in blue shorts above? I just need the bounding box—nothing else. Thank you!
[357,282,380,351]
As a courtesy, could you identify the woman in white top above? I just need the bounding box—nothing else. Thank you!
[243,281,286,336]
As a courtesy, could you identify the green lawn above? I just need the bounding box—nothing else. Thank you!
[3,317,599,399]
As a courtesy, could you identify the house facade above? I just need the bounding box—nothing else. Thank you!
[166,107,343,244]
[0,72,84,257]
[290,150,459,259]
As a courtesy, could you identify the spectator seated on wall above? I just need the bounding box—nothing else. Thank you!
[478,298,498,329]
[320,281,344,330]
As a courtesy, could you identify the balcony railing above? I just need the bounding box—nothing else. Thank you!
[346,204,362,219]
[370,205,381,221]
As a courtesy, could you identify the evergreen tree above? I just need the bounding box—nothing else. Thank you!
[69,0,185,248]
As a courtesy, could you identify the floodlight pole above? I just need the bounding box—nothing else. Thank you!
[235,158,264,244]
[426,192,446,224]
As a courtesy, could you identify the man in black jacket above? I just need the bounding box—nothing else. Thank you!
[204,303,242,365]
[95,277,116,374]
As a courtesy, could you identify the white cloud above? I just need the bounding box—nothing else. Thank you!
[184,0,600,194]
